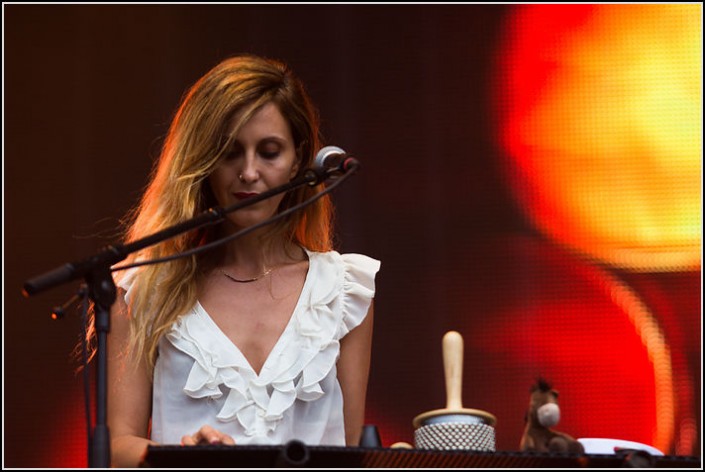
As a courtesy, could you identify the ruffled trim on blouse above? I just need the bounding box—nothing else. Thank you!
[164,250,380,438]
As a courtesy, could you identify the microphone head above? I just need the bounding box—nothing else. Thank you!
[314,145,347,171]
[309,145,358,185]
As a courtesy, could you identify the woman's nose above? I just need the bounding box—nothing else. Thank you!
[239,156,260,183]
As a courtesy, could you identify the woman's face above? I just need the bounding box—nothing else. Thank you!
[208,102,300,232]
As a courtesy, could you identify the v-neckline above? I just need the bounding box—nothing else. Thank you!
[195,250,313,378]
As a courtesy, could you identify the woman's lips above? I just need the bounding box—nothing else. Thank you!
[234,192,259,200]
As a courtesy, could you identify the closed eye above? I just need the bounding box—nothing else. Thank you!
[222,143,244,161]
[259,150,280,159]
[258,140,283,159]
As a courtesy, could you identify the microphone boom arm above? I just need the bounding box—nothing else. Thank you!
[22,168,329,297]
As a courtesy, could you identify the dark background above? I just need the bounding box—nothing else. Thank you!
[4,4,700,467]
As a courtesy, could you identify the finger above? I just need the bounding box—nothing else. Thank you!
[201,426,227,445]
[204,430,223,445]
[220,434,236,446]
[181,434,197,446]
[184,427,210,445]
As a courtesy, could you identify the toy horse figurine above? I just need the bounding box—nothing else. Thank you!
[520,378,585,454]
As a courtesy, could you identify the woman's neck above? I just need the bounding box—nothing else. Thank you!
[219,232,304,272]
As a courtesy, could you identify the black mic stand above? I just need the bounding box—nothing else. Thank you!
[22,164,342,468]
[86,266,115,467]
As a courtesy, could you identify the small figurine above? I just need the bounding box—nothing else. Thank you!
[520,378,585,454]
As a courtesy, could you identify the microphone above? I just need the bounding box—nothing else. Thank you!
[313,146,360,183]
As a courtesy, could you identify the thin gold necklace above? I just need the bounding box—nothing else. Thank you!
[219,266,274,283]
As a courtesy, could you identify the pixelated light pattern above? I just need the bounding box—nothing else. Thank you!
[494,4,702,271]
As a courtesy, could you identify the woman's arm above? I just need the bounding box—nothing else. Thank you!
[337,302,374,446]
[108,291,156,468]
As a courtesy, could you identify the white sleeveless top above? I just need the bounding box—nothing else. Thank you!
[119,250,380,446]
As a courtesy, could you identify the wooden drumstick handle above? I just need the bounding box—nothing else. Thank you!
[443,331,464,410]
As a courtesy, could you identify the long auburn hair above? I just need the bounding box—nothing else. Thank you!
[94,55,333,373]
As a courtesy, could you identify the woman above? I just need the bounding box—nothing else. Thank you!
[104,55,380,467]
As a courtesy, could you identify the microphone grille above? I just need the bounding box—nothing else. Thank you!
[315,145,346,169]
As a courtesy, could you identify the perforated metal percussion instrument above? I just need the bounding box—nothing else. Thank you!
[412,331,497,451]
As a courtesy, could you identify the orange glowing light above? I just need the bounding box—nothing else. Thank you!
[494,4,702,271]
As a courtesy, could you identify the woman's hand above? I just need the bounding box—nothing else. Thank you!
[181,425,236,446]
